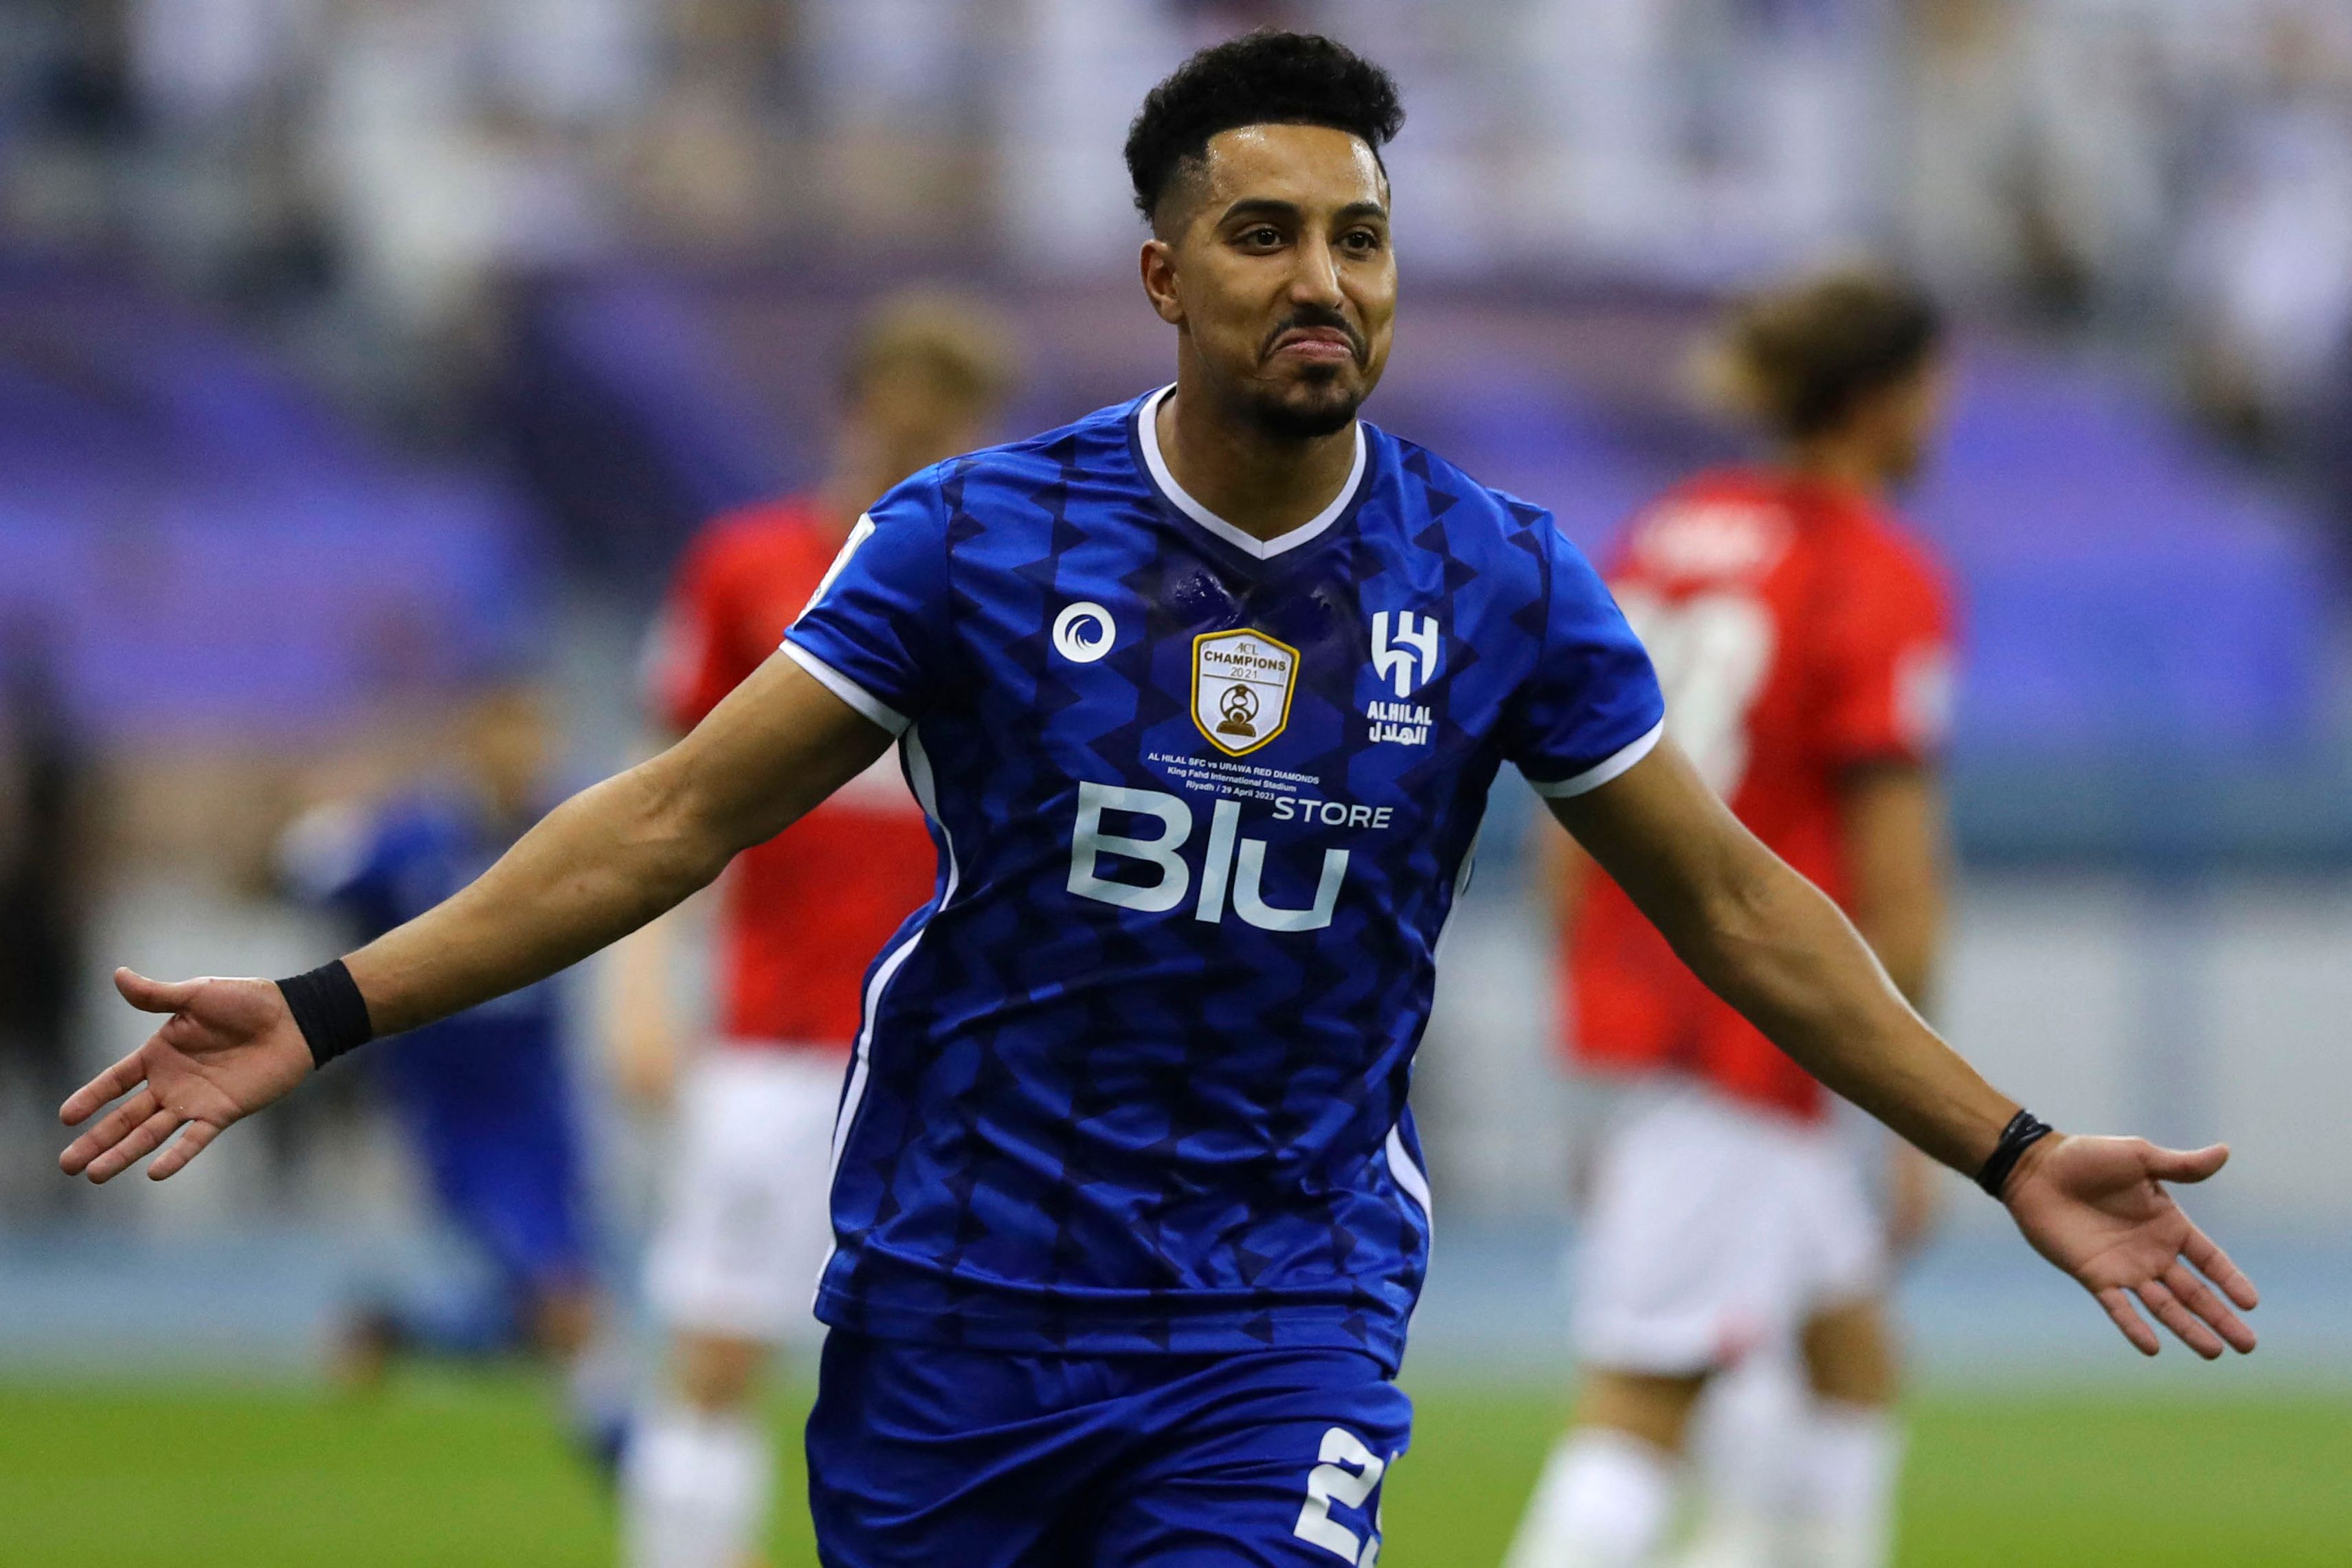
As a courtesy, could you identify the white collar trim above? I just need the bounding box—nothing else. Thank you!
[1136,385,1367,561]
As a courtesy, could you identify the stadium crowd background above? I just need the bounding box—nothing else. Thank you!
[1,1,2349,1562]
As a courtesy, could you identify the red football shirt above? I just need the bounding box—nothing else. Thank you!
[644,497,939,1051]
[1564,467,1956,1119]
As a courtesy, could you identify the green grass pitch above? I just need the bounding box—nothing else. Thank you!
[1,1372,2345,1565]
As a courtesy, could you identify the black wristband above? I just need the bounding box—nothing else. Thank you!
[1976,1109,2054,1198]
[276,959,374,1068]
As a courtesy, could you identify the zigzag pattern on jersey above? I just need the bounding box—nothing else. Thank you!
[807,397,1656,1370]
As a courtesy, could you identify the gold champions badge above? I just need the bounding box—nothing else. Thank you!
[1191,628,1301,757]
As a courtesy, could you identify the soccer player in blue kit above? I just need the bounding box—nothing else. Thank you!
[64,32,2258,1568]
[276,683,624,1464]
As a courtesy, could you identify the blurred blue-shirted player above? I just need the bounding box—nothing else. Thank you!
[280,684,625,1466]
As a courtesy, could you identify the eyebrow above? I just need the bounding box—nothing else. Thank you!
[1216,197,1390,227]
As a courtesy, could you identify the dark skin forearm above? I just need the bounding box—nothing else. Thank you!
[350,655,892,1036]
[1550,740,2012,1174]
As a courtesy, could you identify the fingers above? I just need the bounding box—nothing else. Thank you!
[2142,1142,2229,1184]
[58,1088,160,1176]
[80,1109,184,1185]
[113,967,204,1016]
[148,1120,223,1182]
[58,1049,150,1128]
[2095,1286,2161,1357]
[2164,1259,2257,1356]
[2182,1225,2261,1311]
[2135,1277,2225,1360]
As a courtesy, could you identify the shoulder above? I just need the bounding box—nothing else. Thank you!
[1844,504,1956,625]
[926,398,1143,504]
[1617,467,1797,579]
[668,506,792,616]
[683,499,830,580]
[1373,425,1575,562]
[1634,467,1786,530]
[1369,432,1630,642]
[858,401,1148,574]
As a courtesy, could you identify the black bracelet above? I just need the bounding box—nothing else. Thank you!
[276,959,374,1068]
[1976,1109,2054,1198]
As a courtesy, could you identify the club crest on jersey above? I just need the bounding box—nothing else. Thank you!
[1371,610,1440,698]
[1191,628,1299,757]
[1366,609,1440,746]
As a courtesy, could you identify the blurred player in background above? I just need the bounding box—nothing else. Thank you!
[280,681,627,1466]
[1505,270,1959,1568]
[613,293,1013,1568]
[0,623,91,1213]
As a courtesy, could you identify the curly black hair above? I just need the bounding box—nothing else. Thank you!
[1124,31,1405,230]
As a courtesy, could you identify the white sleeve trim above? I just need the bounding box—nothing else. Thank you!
[1527,718,1666,799]
[780,639,910,736]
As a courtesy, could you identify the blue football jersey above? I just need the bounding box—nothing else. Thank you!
[785,388,1663,1370]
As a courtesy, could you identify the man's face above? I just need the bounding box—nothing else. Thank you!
[1144,123,1396,438]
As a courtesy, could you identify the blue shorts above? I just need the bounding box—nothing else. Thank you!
[807,1332,1411,1567]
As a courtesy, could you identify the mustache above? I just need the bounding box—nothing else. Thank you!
[1261,308,1367,365]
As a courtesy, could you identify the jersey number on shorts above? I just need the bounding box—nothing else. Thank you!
[1292,1426,1389,1565]
[1616,589,1774,798]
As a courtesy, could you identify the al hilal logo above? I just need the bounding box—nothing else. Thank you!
[1367,609,1439,746]
[1192,628,1299,757]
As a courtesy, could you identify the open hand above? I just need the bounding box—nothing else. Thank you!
[58,970,314,1183]
[2002,1134,2259,1358]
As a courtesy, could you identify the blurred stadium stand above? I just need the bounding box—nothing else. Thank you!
[506,265,2352,862]
[0,265,545,743]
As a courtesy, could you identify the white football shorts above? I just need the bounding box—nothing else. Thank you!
[1571,1084,1885,1374]
[645,1048,848,1345]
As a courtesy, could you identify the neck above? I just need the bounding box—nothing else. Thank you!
[1157,359,1358,542]
[1782,436,1890,502]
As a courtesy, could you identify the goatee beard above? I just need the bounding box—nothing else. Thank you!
[1246,383,1363,440]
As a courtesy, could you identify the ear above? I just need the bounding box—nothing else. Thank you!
[1140,238,1185,327]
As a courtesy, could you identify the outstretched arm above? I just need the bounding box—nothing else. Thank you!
[351,657,888,1034]
[1547,739,2259,1358]
[61,653,894,1182]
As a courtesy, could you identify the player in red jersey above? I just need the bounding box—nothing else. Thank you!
[612,293,1013,1568]
[1506,271,1958,1568]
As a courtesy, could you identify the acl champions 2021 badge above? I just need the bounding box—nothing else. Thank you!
[1191,628,1299,757]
